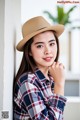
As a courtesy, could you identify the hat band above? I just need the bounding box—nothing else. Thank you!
[36,27,47,31]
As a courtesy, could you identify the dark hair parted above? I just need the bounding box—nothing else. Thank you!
[13,31,60,90]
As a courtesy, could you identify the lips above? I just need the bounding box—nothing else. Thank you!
[43,57,53,62]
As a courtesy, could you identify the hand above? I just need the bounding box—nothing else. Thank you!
[49,62,65,95]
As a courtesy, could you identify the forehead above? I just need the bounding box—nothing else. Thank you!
[33,31,55,41]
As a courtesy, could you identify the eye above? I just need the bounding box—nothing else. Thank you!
[50,42,55,46]
[36,45,43,48]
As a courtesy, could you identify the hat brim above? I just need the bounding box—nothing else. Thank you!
[16,24,64,51]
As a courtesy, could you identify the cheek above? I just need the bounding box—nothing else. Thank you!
[31,49,42,58]
[55,47,57,54]
[52,46,57,54]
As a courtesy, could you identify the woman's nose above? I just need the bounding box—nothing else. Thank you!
[44,46,51,55]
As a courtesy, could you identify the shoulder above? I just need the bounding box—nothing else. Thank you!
[18,72,36,86]
[14,72,37,95]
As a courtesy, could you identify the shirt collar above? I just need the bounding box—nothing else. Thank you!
[34,68,51,83]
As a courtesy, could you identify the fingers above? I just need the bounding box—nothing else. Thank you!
[59,63,65,69]
[52,62,65,69]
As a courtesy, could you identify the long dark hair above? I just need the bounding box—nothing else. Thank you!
[13,31,60,91]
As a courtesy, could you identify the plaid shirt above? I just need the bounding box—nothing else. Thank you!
[13,68,67,120]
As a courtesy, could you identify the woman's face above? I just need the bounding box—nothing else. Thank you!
[30,31,57,69]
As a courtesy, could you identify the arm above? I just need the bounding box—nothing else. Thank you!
[19,81,67,120]
[49,62,65,96]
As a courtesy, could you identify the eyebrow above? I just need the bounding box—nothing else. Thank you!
[34,39,56,45]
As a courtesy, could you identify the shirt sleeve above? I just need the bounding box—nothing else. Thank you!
[18,82,67,120]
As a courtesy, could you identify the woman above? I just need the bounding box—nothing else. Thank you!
[13,16,67,120]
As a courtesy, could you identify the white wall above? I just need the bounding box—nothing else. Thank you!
[64,97,80,120]
[71,29,80,73]
[0,0,21,119]
[21,0,57,24]
[0,0,5,113]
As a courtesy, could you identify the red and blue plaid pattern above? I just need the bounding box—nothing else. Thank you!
[13,68,67,120]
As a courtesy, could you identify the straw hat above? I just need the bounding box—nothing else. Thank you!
[16,16,64,51]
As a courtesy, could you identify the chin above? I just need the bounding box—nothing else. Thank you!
[44,62,53,67]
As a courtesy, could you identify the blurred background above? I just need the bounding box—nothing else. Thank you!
[0,0,80,120]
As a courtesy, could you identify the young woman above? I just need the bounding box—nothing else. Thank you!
[13,16,67,120]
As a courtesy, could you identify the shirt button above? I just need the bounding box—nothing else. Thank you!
[46,80,50,85]
[48,101,52,106]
